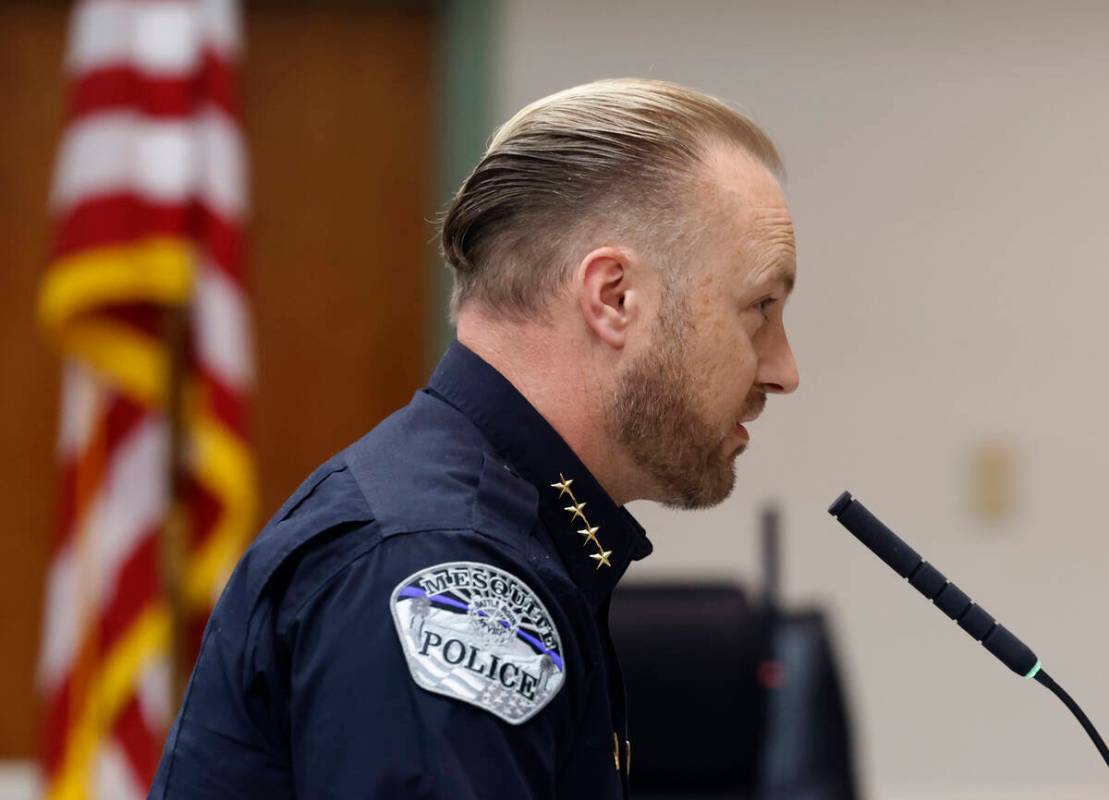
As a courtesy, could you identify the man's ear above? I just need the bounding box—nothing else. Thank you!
[577,246,641,349]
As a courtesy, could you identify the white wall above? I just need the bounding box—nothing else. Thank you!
[0,764,35,800]
[494,1,1109,795]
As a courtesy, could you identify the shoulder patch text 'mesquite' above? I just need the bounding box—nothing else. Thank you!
[389,562,565,725]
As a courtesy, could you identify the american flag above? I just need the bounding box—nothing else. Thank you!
[36,0,255,796]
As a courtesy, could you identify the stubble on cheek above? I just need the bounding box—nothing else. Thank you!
[607,341,739,510]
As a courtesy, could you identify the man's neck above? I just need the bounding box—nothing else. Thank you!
[456,311,641,506]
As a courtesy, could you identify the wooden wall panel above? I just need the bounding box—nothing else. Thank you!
[0,2,435,759]
[0,1,68,761]
[245,5,435,520]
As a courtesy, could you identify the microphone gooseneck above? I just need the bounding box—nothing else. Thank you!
[827,490,1109,768]
[826,491,1036,676]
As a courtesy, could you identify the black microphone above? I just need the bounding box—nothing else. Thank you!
[828,490,1109,768]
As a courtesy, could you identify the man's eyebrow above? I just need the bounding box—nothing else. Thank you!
[760,260,796,294]
[740,236,797,294]
[778,264,796,294]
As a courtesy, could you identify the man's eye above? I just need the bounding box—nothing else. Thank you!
[755,297,775,317]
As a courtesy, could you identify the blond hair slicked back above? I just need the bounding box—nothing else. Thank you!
[440,78,782,321]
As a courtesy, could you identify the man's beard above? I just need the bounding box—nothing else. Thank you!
[606,299,762,510]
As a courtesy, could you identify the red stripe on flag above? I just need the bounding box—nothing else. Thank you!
[41,675,72,776]
[68,52,238,122]
[193,367,249,437]
[53,195,245,286]
[114,695,161,788]
[53,194,192,260]
[53,393,147,550]
[41,527,161,775]
[101,305,165,339]
[186,475,221,554]
[99,530,161,653]
[71,68,196,119]
[103,392,148,453]
[53,461,78,548]
[197,205,246,283]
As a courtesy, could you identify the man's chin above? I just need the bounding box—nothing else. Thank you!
[655,462,737,511]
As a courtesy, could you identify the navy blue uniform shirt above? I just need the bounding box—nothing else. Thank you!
[150,342,653,799]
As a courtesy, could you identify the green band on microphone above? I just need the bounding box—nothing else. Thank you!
[1024,660,1042,680]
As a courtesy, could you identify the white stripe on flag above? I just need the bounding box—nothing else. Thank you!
[95,736,147,800]
[68,0,239,76]
[192,263,254,390]
[137,651,173,732]
[38,417,169,692]
[198,0,242,57]
[51,109,246,221]
[83,416,169,596]
[195,107,249,221]
[37,546,79,692]
[57,361,104,460]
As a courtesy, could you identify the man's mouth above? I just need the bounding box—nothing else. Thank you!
[733,397,765,443]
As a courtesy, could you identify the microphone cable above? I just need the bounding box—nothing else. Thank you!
[1032,667,1109,767]
[828,490,1108,769]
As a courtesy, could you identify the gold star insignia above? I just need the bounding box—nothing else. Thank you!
[564,500,587,523]
[551,474,614,569]
[590,550,613,569]
[550,474,574,498]
[578,526,600,547]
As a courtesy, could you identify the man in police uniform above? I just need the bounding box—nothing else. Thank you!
[150,78,799,798]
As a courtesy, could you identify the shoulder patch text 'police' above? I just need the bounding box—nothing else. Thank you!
[390,561,565,725]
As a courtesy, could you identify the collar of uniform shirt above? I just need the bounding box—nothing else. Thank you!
[425,341,653,606]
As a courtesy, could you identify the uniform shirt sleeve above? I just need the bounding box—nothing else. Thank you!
[281,526,582,800]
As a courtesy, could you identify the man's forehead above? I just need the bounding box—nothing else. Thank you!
[702,147,792,231]
[697,142,796,288]
[726,193,797,292]
[746,203,795,245]
[702,142,783,201]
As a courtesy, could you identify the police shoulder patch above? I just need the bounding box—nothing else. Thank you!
[389,561,565,725]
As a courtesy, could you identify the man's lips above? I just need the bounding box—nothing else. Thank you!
[734,409,762,442]
[732,394,766,444]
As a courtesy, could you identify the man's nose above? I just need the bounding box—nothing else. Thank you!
[758,330,799,395]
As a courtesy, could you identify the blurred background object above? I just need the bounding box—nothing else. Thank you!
[3,0,1109,798]
[35,0,256,796]
[3,1,442,796]
[611,507,859,800]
